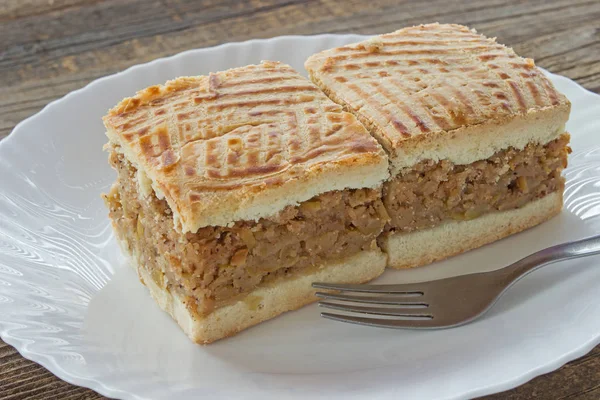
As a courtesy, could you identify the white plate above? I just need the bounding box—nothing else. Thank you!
[1,34,600,400]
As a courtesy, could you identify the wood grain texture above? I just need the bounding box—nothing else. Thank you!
[0,0,599,399]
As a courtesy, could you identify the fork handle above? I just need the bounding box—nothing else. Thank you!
[500,233,600,285]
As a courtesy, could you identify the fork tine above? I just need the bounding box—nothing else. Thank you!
[312,282,424,294]
[321,313,440,329]
[319,301,431,317]
[315,292,427,305]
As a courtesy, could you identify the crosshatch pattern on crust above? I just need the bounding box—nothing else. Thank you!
[103,61,386,232]
[306,23,569,151]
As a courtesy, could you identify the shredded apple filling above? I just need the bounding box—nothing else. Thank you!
[104,135,569,316]
[104,151,388,315]
[383,134,569,233]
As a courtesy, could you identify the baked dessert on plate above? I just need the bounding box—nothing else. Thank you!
[305,23,571,269]
[102,61,389,343]
[102,23,572,343]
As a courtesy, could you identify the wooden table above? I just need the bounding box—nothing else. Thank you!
[1,0,599,398]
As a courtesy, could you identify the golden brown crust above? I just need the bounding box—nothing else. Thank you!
[305,23,571,170]
[103,61,388,232]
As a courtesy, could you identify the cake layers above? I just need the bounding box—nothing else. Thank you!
[305,23,571,268]
[103,62,389,343]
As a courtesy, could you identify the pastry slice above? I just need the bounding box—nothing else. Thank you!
[306,23,571,268]
[102,61,390,343]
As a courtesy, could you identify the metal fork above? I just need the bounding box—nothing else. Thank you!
[313,234,600,329]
